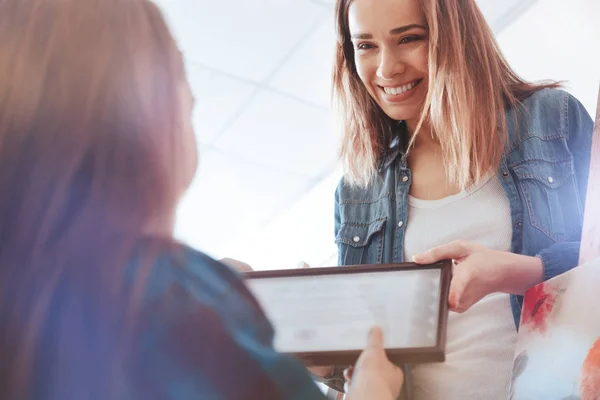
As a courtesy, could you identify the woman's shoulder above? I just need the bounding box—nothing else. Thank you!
[129,237,274,349]
[125,240,317,399]
[126,238,251,308]
[516,87,586,119]
[521,87,591,120]
[521,87,570,104]
[506,87,592,144]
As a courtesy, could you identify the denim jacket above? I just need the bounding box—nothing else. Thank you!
[325,88,594,394]
[334,87,593,325]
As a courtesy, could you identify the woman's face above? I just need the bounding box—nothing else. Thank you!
[348,0,429,124]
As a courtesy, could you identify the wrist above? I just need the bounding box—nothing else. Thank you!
[307,366,334,380]
[501,252,544,295]
[346,376,398,400]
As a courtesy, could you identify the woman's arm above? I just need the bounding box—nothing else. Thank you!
[413,240,544,312]
[534,93,594,281]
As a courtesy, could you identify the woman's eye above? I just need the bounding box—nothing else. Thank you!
[357,43,374,51]
[399,35,422,44]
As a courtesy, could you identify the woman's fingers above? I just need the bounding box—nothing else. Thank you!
[413,240,474,264]
[343,366,354,381]
[449,267,469,311]
[365,326,385,348]
[346,327,404,399]
[220,258,253,272]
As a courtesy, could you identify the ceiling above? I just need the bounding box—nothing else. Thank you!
[153,0,600,267]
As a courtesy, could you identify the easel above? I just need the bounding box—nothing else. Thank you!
[579,86,600,265]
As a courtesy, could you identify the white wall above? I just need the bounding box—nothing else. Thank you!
[223,168,342,270]
[496,0,600,115]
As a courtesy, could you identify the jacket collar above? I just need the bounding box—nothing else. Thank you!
[378,121,408,172]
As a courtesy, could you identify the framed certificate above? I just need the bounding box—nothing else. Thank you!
[244,260,452,366]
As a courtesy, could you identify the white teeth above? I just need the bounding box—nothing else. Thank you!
[383,80,419,95]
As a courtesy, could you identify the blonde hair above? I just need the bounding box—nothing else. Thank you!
[0,0,190,397]
[333,0,559,189]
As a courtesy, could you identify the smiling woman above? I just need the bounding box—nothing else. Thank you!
[333,0,564,191]
[319,0,596,399]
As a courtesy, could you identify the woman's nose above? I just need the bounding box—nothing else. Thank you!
[376,48,405,81]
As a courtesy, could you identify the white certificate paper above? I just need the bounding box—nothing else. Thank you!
[246,268,441,354]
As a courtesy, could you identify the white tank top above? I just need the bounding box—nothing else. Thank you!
[403,172,517,400]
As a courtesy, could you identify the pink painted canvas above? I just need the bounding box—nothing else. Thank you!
[509,258,600,400]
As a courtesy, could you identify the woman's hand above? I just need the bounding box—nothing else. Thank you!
[413,240,544,313]
[344,327,404,400]
[220,258,253,272]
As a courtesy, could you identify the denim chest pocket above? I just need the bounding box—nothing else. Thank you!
[335,218,386,265]
[512,158,582,242]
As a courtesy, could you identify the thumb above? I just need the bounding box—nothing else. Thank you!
[449,276,467,311]
[366,326,384,349]
[413,240,472,264]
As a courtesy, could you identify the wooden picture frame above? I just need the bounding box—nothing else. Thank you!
[244,260,452,366]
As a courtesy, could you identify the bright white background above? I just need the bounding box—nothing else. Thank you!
[153,0,600,271]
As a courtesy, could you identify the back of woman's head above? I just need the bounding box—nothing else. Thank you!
[0,0,194,397]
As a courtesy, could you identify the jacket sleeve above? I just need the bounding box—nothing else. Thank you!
[535,92,595,281]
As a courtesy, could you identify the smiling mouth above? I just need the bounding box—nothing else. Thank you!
[380,79,422,96]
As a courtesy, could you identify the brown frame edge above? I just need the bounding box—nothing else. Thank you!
[244,260,452,366]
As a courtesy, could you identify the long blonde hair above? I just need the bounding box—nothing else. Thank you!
[333,0,559,189]
[0,0,191,397]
